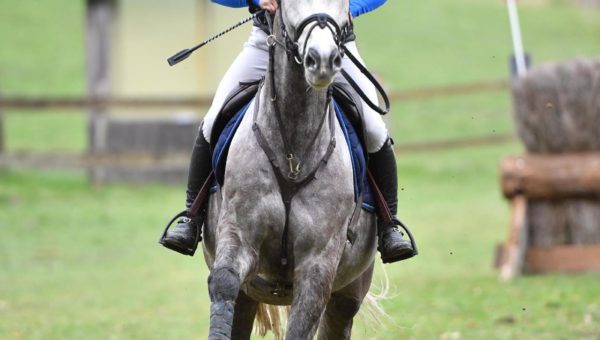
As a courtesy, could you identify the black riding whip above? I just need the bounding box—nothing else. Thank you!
[167,10,265,66]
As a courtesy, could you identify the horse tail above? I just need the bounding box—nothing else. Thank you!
[253,265,391,338]
[254,303,289,340]
[359,263,393,329]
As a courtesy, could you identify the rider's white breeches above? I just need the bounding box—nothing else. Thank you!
[201,27,388,153]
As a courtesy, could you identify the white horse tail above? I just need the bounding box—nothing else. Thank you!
[359,264,392,331]
[254,303,290,340]
[253,266,390,339]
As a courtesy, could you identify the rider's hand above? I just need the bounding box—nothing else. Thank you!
[259,0,278,14]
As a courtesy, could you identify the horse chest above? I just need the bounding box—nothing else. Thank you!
[225,111,355,218]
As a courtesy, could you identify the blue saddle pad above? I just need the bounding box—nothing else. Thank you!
[211,100,252,185]
[333,102,375,212]
[211,99,374,213]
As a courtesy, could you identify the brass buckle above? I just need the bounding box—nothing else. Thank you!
[287,154,301,179]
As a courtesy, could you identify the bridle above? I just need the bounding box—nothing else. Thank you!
[252,10,349,283]
[265,9,390,115]
[277,12,351,65]
[259,9,345,181]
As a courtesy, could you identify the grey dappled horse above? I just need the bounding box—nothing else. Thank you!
[202,1,379,338]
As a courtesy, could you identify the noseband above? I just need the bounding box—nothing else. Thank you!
[267,12,350,64]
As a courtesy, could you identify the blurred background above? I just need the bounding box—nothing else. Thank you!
[1,0,599,338]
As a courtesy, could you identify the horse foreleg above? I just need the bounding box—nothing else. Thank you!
[317,264,374,340]
[231,290,258,340]
[208,229,256,340]
[208,266,239,340]
[286,258,338,340]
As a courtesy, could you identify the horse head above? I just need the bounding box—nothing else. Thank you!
[279,0,350,88]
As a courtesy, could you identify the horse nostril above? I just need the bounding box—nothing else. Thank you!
[306,55,316,69]
[305,48,320,70]
[331,52,342,69]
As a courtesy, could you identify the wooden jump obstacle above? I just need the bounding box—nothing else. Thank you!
[497,153,600,280]
[497,58,600,280]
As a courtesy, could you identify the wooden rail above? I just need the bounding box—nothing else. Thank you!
[390,79,507,101]
[0,151,190,170]
[395,133,515,154]
[501,153,600,199]
[0,93,4,153]
[526,245,600,274]
[0,133,518,171]
[0,80,508,111]
[0,97,213,110]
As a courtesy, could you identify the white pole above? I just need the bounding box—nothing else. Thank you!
[507,0,527,77]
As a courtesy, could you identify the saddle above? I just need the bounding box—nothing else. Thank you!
[209,78,374,212]
[210,78,367,154]
[210,79,264,148]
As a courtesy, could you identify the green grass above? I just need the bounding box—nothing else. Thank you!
[1,145,599,339]
[4,111,86,153]
[390,92,513,145]
[0,1,85,97]
[356,0,600,88]
[1,0,600,339]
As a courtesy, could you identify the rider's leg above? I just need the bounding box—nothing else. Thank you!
[202,27,270,142]
[369,139,416,263]
[161,27,269,255]
[160,130,212,255]
[340,41,416,263]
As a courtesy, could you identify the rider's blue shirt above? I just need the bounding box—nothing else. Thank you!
[210,0,386,18]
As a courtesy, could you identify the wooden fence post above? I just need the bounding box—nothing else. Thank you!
[499,195,528,280]
[86,0,115,183]
[0,88,4,155]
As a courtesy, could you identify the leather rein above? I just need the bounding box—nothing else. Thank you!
[252,13,340,278]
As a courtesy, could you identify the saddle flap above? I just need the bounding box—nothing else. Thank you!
[331,81,367,149]
[210,78,262,148]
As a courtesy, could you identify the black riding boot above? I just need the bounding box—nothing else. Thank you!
[160,127,212,256]
[369,138,416,263]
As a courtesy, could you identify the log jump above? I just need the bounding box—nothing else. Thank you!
[497,58,600,280]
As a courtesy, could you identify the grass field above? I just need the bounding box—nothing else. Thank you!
[1,0,600,339]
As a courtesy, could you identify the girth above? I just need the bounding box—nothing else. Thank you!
[252,81,336,273]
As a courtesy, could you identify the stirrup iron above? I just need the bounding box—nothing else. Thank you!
[159,210,200,256]
[392,217,419,256]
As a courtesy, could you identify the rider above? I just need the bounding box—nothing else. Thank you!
[161,0,416,264]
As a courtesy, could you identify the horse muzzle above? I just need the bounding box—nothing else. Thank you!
[303,46,342,88]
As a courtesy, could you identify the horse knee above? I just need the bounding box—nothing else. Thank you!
[208,267,241,302]
[328,295,361,320]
